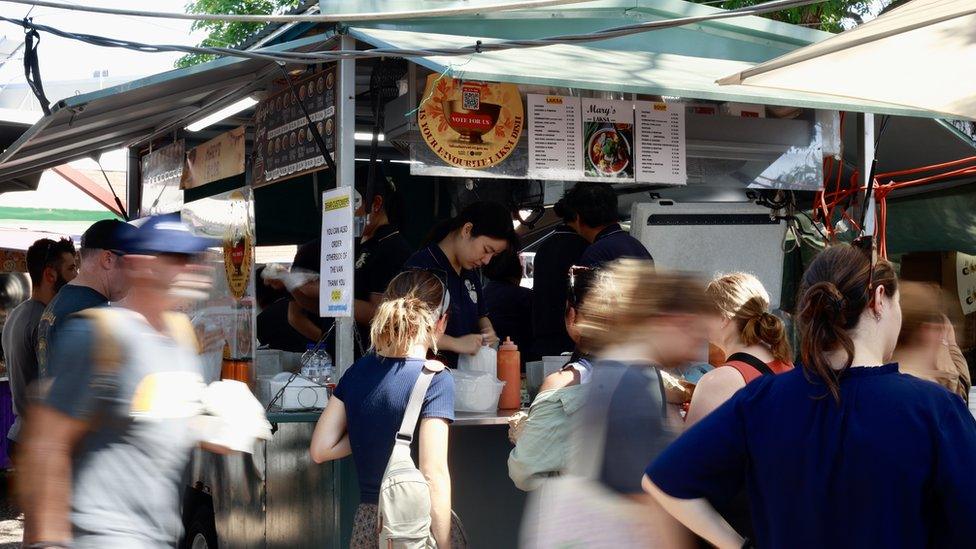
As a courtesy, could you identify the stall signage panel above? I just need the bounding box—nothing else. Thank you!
[635,102,687,185]
[581,99,635,182]
[527,94,582,180]
[222,190,253,301]
[320,187,354,318]
[417,75,524,170]
[253,67,336,187]
[141,140,185,215]
[957,252,976,314]
[182,126,246,189]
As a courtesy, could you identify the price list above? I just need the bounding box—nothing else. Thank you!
[527,94,583,180]
[635,102,687,185]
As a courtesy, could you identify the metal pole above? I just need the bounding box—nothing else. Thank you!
[126,146,142,219]
[856,113,876,236]
[335,34,356,376]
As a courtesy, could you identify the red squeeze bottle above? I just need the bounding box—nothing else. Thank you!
[497,337,521,410]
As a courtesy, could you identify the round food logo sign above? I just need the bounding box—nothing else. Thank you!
[417,75,523,170]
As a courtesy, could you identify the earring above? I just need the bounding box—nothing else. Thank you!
[874,312,882,322]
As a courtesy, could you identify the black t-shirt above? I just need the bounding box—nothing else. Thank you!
[484,280,534,365]
[256,298,315,353]
[530,225,588,357]
[354,224,413,301]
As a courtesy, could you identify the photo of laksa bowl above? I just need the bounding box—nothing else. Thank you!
[587,126,631,177]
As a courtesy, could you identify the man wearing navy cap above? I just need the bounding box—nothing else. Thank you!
[36,219,135,379]
[19,214,218,549]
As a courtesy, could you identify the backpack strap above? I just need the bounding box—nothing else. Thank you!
[394,360,444,446]
[723,352,775,384]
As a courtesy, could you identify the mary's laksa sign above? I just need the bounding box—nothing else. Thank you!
[417,75,523,170]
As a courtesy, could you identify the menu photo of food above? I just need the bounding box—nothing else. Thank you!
[582,99,635,181]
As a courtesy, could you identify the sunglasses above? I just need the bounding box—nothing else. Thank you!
[567,265,596,308]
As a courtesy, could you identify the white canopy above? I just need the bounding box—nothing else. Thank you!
[718,0,976,121]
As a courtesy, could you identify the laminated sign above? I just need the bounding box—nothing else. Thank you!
[417,75,524,170]
[222,190,253,301]
[320,187,354,317]
[957,252,976,314]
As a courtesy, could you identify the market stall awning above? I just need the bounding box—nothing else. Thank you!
[0,110,42,193]
[717,0,976,121]
[348,27,943,118]
[0,34,333,183]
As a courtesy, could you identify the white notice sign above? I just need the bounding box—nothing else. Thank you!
[320,187,354,317]
[957,252,976,314]
[528,94,582,180]
[635,102,687,185]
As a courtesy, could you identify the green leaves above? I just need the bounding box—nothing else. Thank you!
[176,0,301,68]
[689,0,888,33]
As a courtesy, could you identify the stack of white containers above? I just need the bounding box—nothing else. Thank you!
[454,346,506,412]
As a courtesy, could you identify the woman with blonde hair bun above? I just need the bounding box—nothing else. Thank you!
[685,273,792,426]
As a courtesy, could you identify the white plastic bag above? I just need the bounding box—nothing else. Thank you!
[458,345,497,376]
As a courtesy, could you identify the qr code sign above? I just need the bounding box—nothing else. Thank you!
[462,87,481,110]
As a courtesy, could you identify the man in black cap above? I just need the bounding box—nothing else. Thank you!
[17,214,242,549]
[36,219,134,378]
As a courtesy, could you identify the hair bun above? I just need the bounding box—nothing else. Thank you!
[804,281,846,318]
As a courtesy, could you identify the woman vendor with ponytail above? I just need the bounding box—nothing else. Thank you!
[404,201,518,366]
[685,273,792,426]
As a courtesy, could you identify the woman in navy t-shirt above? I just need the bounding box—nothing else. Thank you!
[310,270,458,548]
[404,201,518,366]
[645,244,976,549]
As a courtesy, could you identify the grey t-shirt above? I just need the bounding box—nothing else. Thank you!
[579,361,674,494]
[2,299,45,441]
[46,309,205,548]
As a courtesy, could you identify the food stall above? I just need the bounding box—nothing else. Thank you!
[1,2,973,547]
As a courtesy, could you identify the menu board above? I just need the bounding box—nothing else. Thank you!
[581,99,635,182]
[252,66,336,187]
[635,102,687,185]
[528,94,582,180]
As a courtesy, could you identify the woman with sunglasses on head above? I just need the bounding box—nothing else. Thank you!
[644,244,976,549]
[310,270,461,548]
[404,201,518,366]
[508,266,599,491]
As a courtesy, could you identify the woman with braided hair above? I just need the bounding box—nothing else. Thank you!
[644,244,976,549]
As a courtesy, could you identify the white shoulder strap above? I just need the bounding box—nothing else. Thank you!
[394,360,444,446]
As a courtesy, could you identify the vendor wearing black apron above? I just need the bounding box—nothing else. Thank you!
[558,182,652,268]
[404,201,517,367]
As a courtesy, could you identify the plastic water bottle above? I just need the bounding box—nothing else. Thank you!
[301,344,317,380]
[314,348,334,386]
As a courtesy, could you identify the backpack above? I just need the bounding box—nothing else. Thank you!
[377,360,443,549]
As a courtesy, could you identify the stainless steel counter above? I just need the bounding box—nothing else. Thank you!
[267,408,521,426]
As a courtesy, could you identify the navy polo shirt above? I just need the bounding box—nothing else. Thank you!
[580,223,652,268]
[404,244,487,367]
[648,364,976,548]
[530,224,588,357]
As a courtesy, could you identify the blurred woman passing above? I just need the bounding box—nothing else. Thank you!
[645,244,976,549]
[310,270,462,548]
[686,273,793,425]
[893,281,970,400]
[522,260,714,548]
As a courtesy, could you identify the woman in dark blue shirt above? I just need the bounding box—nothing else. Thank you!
[404,201,518,366]
[645,244,976,549]
[310,270,457,548]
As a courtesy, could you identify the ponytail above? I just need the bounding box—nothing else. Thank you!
[370,270,446,357]
[797,245,897,401]
[706,273,793,364]
[740,309,792,364]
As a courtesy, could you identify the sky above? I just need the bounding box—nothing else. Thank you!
[0,0,207,86]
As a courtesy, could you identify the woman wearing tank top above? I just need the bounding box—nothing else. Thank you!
[686,273,792,426]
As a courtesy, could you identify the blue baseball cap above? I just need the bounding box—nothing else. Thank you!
[122,213,216,256]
